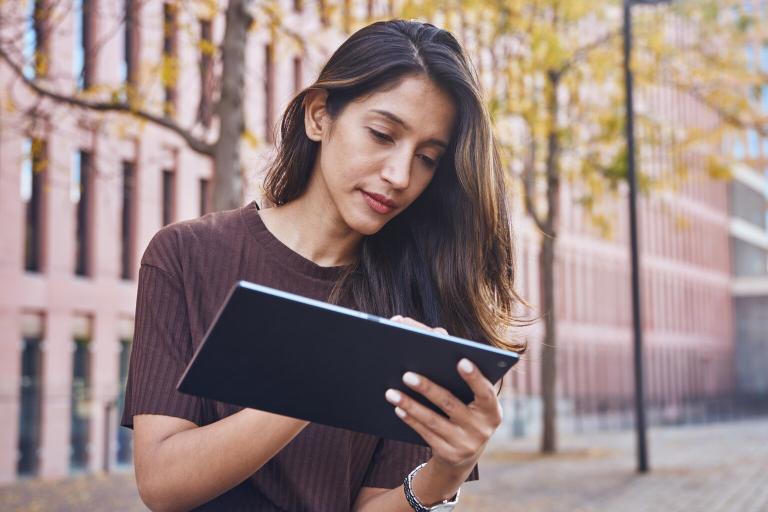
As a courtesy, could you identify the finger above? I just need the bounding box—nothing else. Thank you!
[400,372,469,424]
[457,359,498,411]
[392,406,454,453]
[385,386,459,438]
[390,316,448,336]
[391,315,431,331]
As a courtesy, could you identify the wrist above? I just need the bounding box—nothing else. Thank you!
[409,459,465,506]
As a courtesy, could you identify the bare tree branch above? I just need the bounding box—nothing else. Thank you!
[0,44,214,155]
[521,136,547,234]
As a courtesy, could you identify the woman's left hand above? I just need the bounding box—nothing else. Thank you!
[386,315,503,478]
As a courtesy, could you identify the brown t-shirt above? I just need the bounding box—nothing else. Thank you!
[121,202,437,511]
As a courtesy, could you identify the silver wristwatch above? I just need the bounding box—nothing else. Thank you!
[403,463,461,512]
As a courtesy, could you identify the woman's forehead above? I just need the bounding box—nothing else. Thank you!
[352,76,457,140]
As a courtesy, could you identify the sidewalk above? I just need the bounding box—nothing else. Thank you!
[460,417,768,511]
[1,418,766,511]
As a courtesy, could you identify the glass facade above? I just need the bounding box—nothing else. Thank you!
[732,238,768,277]
[731,181,768,228]
[74,151,92,277]
[162,169,175,226]
[69,338,91,472]
[116,339,133,465]
[23,139,45,273]
[17,337,43,477]
[121,162,135,280]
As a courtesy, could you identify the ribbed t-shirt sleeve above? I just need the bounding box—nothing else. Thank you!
[120,260,203,429]
[361,438,479,489]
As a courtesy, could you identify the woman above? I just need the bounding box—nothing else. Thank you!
[122,19,524,512]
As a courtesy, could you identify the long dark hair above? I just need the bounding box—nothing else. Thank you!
[263,20,526,352]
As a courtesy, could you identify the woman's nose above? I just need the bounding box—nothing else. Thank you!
[381,151,412,189]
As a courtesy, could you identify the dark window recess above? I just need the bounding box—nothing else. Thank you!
[121,162,135,280]
[17,337,43,477]
[116,339,133,465]
[197,19,214,128]
[75,151,92,277]
[732,238,768,278]
[199,178,210,216]
[24,139,46,273]
[33,0,48,77]
[70,338,91,472]
[79,0,94,89]
[731,181,767,229]
[162,169,175,226]
[342,0,351,32]
[293,56,302,94]
[163,3,177,117]
[318,0,328,25]
[265,44,274,144]
[124,0,137,87]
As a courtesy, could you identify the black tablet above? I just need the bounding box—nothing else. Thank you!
[177,281,520,446]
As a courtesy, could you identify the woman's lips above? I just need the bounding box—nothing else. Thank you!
[362,190,396,214]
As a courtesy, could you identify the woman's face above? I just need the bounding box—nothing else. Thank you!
[304,74,457,236]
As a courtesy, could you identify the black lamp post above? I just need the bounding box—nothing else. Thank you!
[623,0,672,474]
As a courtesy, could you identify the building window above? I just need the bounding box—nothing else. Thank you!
[265,44,274,144]
[343,0,352,32]
[116,339,133,465]
[162,169,175,226]
[22,139,46,273]
[732,134,746,160]
[746,46,755,71]
[197,19,214,128]
[72,151,92,277]
[732,238,768,277]
[318,0,329,25]
[121,162,135,280]
[199,178,210,216]
[162,3,178,117]
[17,335,43,477]
[70,337,91,472]
[747,129,760,158]
[762,43,768,72]
[293,55,302,94]
[123,0,139,89]
[73,0,93,89]
[24,0,48,78]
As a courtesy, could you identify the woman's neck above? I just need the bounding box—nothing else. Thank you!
[259,189,361,268]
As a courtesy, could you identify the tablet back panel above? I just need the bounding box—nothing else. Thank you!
[177,281,520,446]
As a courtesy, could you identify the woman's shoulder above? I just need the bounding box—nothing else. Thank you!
[140,202,255,276]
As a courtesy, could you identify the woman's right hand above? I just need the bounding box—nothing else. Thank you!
[386,315,504,504]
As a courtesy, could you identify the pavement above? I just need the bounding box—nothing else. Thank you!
[1,418,767,511]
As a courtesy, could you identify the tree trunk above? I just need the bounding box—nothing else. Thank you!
[213,0,252,212]
[539,234,557,453]
[540,70,562,454]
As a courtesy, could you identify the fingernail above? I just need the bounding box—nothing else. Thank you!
[403,372,421,386]
[385,389,402,404]
[459,359,474,374]
[395,407,407,418]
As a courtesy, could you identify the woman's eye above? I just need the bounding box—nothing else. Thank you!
[420,155,438,168]
[368,128,393,143]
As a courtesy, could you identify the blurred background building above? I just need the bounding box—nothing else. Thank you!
[729,7,768,395]
[0,0,765,484]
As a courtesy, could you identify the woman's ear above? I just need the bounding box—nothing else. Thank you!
[304,89,329,142]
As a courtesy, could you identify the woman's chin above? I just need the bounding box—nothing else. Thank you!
[345,213,391,237]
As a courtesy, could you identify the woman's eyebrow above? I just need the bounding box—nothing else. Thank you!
[369,109,448,149]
